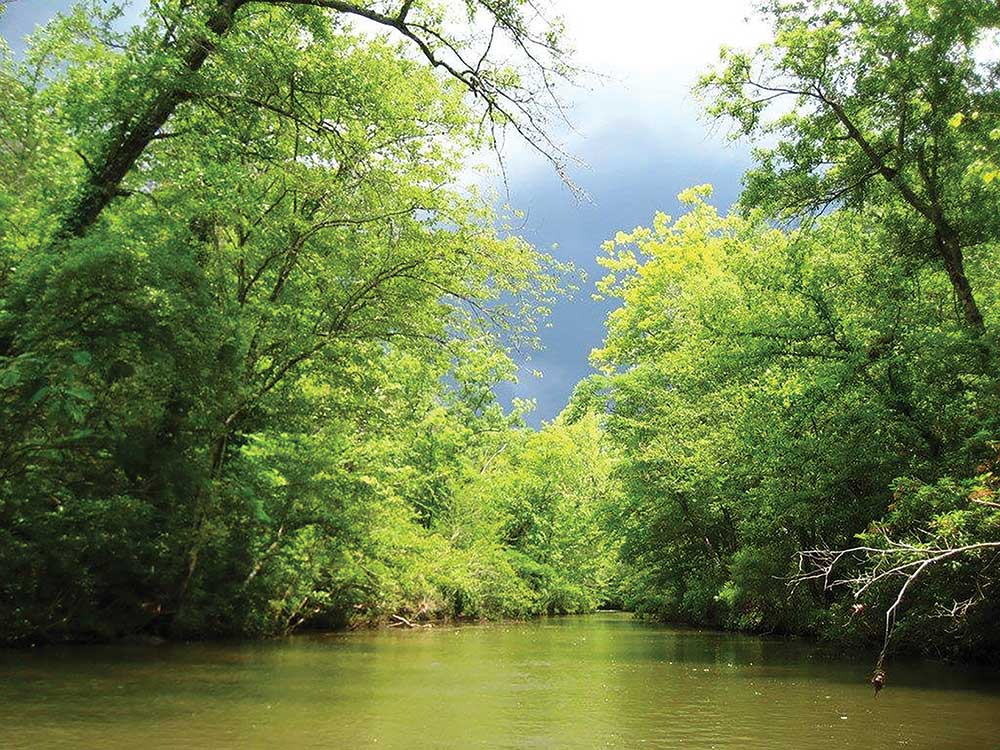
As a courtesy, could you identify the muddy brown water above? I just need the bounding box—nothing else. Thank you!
[1,612,998,749]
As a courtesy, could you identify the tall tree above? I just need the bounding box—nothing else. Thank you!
[588,187,1000,655]
[699,0,1000,333]
[48,0,575,244]
[0,2,576,642]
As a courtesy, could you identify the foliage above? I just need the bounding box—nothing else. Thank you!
[571,0,1000,662]
[4,0,1000,667]
[0,1,608,644]
[587,184,1000,657]
[698,0,1000,332]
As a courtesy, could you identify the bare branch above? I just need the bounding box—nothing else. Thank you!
[793,540,1000,671]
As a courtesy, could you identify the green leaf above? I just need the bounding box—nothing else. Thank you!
[67,386,94,402]
[0,367,19,388]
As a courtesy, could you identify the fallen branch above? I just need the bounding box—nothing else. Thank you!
[389,613,432,629]
[793,540,1000,674]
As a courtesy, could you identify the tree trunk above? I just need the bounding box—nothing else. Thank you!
[939,232,986,335]
[172,427,230,623]
[54,0,244,241]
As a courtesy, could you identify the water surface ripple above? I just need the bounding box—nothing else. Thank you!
[2,613,998,749]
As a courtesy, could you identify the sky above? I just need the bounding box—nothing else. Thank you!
[488,1,767,422]
[0,0,767,424]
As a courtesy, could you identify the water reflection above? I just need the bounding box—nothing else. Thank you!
[1,613,997,749]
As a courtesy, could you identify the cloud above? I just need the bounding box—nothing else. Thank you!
[493,1,766,423]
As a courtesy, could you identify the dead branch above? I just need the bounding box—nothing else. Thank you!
[389,613,431,628]
[793,540,1000,672]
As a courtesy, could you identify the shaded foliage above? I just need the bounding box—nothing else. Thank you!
[0,1,610,644]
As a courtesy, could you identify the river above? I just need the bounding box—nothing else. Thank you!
[1,612,998,749]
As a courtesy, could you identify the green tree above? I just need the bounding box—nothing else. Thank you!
[699,0,1000,333]
[590,187,1000,651]
[34,0,575,244]
[0,2,577,642]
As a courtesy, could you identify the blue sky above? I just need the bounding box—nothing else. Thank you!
[1,0,764,424]
[479,1,767,422]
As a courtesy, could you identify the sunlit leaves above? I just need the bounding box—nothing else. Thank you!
[0,0,577,641]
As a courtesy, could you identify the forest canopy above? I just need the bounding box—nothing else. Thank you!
[1,0,999,664]
[0,0,605,641]
[582,0,1000,661]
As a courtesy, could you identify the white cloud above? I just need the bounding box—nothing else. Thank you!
[564,0,764,73]
[497,0,767,181]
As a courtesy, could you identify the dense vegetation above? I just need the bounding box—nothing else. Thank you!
[580,0,1000,662]
[0,0,610,642]
[1,0,999,665]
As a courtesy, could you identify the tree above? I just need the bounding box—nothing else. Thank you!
[449,411,617,615]
[794,460,1000,669]
[39,0,576,246]
[589,186,1000,653]
[683,1,1000,666]
[699,0,1000,333]
[0,2,576,642]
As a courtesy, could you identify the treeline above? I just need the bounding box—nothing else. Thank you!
[3,0,1000,662]
[575,0,1000,661]
[0,1,612,643]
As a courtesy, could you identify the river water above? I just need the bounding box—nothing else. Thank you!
[1,612,998,749]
